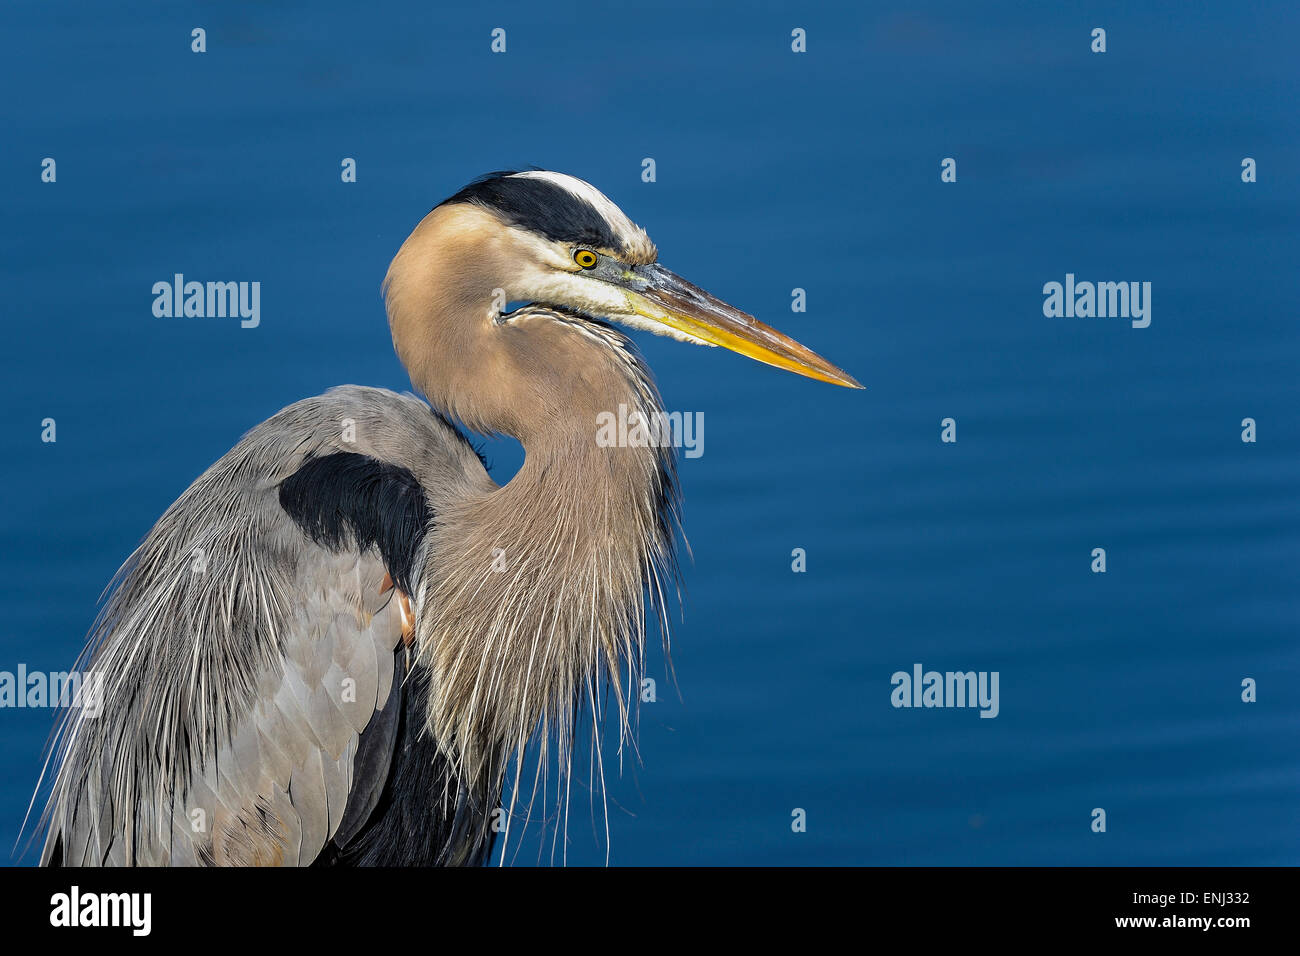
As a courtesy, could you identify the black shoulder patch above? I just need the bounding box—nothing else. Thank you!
[278,453,431,594]
[439,170,624,255]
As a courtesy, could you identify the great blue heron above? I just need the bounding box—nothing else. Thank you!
[34,170,860,866]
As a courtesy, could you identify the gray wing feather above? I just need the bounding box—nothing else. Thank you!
[324,736,358,839]
[289,747,329,863]
[332,674,402,848]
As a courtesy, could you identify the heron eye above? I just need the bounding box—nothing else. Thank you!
[574,250,599,269]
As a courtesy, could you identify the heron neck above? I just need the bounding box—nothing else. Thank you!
[416,346,680,790]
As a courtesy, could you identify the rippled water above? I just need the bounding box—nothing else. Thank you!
[1,1,1296,865]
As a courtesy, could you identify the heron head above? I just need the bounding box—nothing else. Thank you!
[390,170,861,392]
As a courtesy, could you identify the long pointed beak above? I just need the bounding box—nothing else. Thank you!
[621,263,863,389]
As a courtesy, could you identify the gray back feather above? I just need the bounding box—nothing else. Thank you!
[37,386,490,866]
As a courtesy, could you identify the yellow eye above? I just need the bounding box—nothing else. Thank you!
[574,249,598,269]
